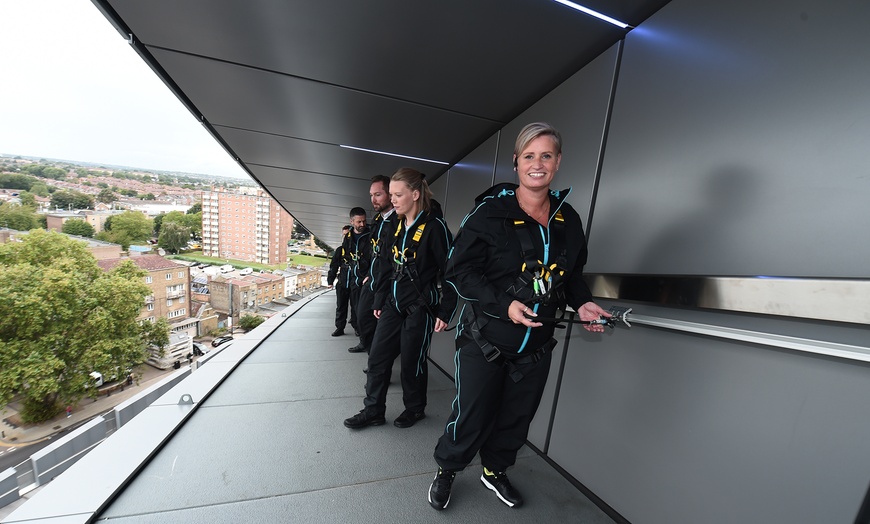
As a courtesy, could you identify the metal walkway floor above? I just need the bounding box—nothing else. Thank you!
[91,293,617,522]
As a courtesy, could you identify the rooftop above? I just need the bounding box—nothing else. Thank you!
[2,291,614,523]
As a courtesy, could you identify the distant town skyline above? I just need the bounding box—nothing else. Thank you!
[0,0,251,180]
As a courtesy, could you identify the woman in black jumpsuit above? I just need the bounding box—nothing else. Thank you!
[344,167,456,430]
[428,122,609,510]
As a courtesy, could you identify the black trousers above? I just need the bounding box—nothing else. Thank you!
[333,284,356,331]
[433,335,552,472]
[363,303,434,416]
[355,285,377,351]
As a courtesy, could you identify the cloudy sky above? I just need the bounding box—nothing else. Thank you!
[0,0,250,179]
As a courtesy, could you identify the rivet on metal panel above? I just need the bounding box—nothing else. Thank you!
[178,394,195,405]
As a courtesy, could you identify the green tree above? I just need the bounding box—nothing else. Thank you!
[187,202,201,215]
[0,231,151,422]
[157,221,191,254]
[50,189,94,211]
[0,202,40,230]
[153,213,164,237]
[140,318,170,356]
[163,210,200,238]
[313,236,330,253]
[61,218,96,238]
[96,188,115,204]
[36,166,67,180]
[97,211,152,250]
[0,173,36,190]
[141,193,156,201]
[18,191,37,208]
[239,314,265,331]
[30,181,50,197]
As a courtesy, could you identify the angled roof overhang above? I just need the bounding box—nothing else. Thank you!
[92,0,669,246]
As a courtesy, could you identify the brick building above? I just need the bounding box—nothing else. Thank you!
[97,254,193,335]
[201,187,294,265]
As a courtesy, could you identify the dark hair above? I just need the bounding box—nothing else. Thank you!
[370,175,390,193]
[349,206,367,218]
[341,225,351,231]
[391,167,432,215]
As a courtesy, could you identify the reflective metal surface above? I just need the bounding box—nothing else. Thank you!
[587,274,870,325]
[627,313,870,364]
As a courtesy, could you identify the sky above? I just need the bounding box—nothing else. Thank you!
[0,0,250,179]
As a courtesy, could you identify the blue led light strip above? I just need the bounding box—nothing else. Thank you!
[340,144,449,165]
[551,0,630,29]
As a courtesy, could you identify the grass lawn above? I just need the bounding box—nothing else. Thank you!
[168,252,328,270]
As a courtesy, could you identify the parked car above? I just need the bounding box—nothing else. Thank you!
[211,335,234,347]
[192,342,210,356]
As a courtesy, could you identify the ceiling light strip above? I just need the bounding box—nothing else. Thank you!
[340,144,449,165]
[551,0,630,29]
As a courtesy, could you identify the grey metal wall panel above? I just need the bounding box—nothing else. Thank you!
[0,468,19,509]
[493,45,620,228]
[441,135,499,234]
[526,320,571,451]
[431,2,870,523]
[587,0,870,277]
[548,313,870,524]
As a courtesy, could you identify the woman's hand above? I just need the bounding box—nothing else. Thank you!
[434,318,449,332]
[578,301,610,333]
[509,300,542,328]
[373,309,381,319]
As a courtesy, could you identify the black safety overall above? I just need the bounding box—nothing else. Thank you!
[435,184,590,473]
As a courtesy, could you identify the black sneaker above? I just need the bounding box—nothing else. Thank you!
[347,344,366,353]
[394,410,425,428]
[331,328,344,337]
[343,410,386,429]
[428,467,456,510]
[480,468,523,508]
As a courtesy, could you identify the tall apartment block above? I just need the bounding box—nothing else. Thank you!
[201,187,294,265]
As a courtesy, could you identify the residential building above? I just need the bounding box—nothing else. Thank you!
[271,268,297,298]
[293,266,322,294]
[97,254,193,336]
[200,187,293,265]
[1,227,122,260]
[206,275,254,328]
[45,209,121,234]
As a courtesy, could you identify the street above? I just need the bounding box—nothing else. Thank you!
[0,361,181,471]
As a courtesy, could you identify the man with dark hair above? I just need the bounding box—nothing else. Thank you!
[348,175,395,356]
[327,225,355,337]
[343,207,371,352]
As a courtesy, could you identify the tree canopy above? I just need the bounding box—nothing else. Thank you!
[239,314,265,331]
[50,189,94,211]
[96,188,115,204]
[0,230,155,422]
[157,221,191,254]
[163,210,201,239]
[95,210,152,250]
[61,218,96,238]
[0,173,37,190]
[0,202,40,230]
[20,164,67,180]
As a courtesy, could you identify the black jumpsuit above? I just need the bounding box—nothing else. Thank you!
[340,226,371,333]
[355,210,396,352]
[327,243,356,333]
[434,183,594,472]
[362,208,456,416]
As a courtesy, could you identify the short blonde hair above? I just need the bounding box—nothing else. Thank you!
[514,122,562,158]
